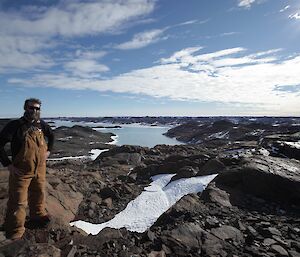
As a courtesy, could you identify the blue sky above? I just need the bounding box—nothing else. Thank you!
[0,0,300,117]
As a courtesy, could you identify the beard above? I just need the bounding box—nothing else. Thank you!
[24,110,40,122]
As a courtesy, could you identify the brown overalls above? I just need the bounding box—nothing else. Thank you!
[4,127,48,239]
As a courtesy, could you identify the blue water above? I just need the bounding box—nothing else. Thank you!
[48,120,183,148]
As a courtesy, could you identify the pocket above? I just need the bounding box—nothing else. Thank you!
[13,135,35,175]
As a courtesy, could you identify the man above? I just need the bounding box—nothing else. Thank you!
[0,98,54,240]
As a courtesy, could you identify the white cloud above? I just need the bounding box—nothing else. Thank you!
[176,19,209,27]
[62,49,108,74]
[114,17,209,51]
[279,5,290,13]
[115,29,166,50]
[0,0,156,37]
[237,0,256,8]
[0,35,50,53]
[64,59,109,78]
[177,20,199,26]
[0,35,53,73]
[289,13,300,20]
[160,47,245,65]
[0,0,156,72]
[237,0,266,9]
[160,46,204,64]
[220,32,239,37]
[75,50,107,59]
[8,46,300,115]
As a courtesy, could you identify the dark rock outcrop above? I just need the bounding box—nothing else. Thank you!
[51,125,115,158]
[204,156,300,209]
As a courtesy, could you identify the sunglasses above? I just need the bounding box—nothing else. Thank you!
[28,106,41,111]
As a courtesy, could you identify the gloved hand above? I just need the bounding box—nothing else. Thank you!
[45,151,50,159]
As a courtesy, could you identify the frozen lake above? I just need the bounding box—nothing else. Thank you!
[47,120,184,148]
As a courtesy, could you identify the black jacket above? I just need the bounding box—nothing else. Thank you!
[0,117,54,167]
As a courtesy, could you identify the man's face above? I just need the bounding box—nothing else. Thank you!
[25,102,41,121]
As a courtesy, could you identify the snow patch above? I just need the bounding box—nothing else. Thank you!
[89,149,109,161]
[283,141,300,149]
[207,131,229,140]
[70,173,217,235]
[258,148,270,156]
[57,136,73,141]
[47,155,87,161]
[106,135,118,145]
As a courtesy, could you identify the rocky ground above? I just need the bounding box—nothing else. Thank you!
[165,119,300,161]
[51,125,115,158]
[0,118,299,256]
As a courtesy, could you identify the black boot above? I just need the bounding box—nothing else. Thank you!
[25,215,51,229]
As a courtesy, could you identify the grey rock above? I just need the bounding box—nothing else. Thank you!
[247,225,258,237]
[145,230,156,242]
[272,235,289,247]
[291,241,300,251]
[259,227,282,237]
[236,220,246,231]
[205,216,220,229]
[270,244,289,256]
[289,250,300,257]
[263,238,277,246]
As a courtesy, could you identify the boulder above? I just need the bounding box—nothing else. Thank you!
[201,231,227,257]
[270,244,289,257]
[169,166,198,182]
[200,182,232,207]
[197,158,225,176]
[167,222,204,248]
[210,225,245,244]
[210,156,300,207]
[46,175,83,223]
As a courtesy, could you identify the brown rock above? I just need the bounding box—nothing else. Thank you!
[147,250,166,257]
[210,225,245,244]
[165,222,204,248]
[201,231,226,257]
[102,197,113,209]
[198,158,225,175]
[46,180,83,223]
[200,182,232,207]
[16,243,61,257]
